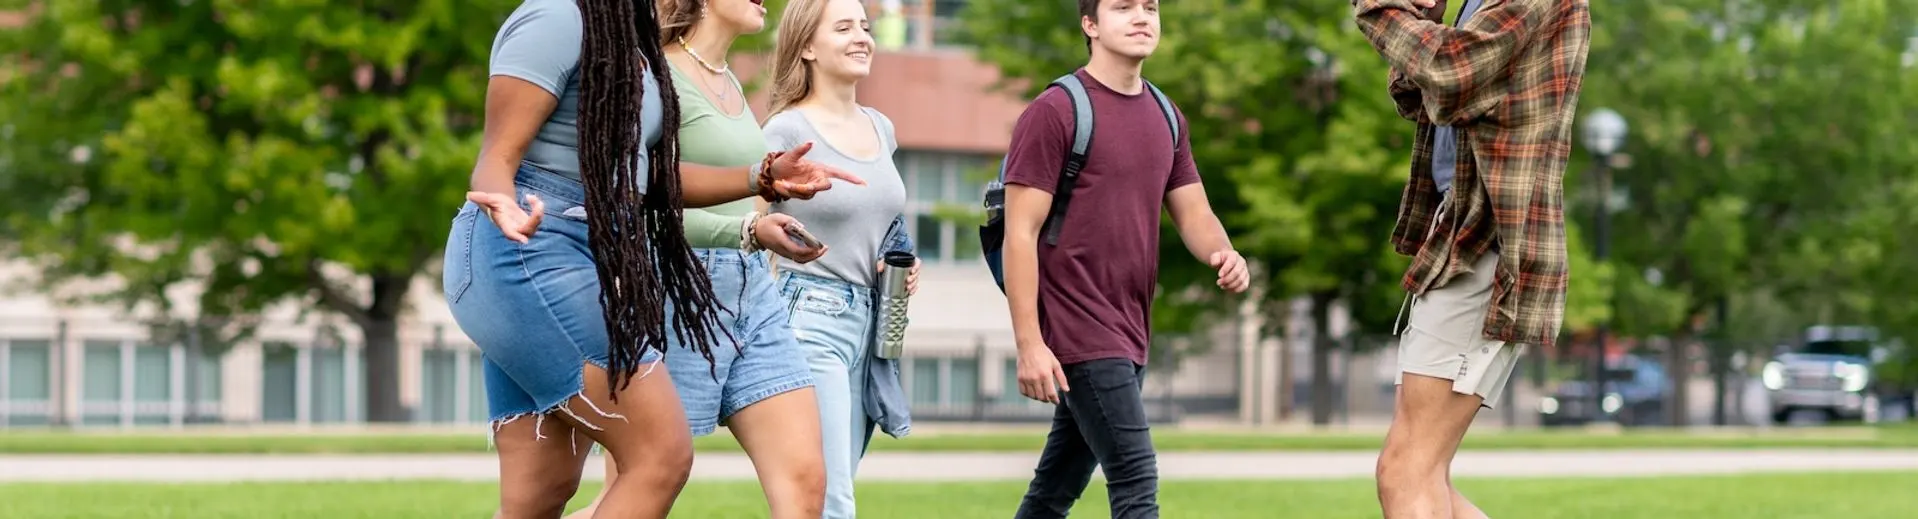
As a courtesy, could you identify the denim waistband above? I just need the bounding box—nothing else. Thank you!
[695,248,770,276]
[780,270,873,309]
[514,163,587,210]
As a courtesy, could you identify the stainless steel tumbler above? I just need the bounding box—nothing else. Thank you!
[875,251,916,359]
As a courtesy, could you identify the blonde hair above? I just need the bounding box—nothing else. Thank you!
[766,0,834,117]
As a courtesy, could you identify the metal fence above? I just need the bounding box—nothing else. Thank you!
[0,314,1797,430]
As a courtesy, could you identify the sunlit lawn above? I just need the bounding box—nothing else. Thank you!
[6,425,1918,454]
[4,472,1916,518]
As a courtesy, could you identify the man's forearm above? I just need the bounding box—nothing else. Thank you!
[1005,228,1045,350]
[1180,214,1235,261]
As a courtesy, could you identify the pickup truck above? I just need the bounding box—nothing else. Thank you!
[1761,325,1916,424]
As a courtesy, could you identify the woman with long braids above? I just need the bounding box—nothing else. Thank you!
[566,1,830,518]
[762,1,920,516]
[443,0,858,516]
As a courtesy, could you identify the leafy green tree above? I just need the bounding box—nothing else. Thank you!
[1575,0,1918,423]
[0,0,540,422]
[962,0,1616,422]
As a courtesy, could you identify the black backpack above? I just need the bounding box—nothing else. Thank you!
[980,73,1180,293]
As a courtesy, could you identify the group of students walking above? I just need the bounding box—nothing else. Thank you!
[448,0,915,517]
[444,0,1590,518]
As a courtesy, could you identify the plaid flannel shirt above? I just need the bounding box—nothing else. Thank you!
[1353,0,1591,348]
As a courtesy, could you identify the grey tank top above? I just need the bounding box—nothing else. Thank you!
[763,107,910,287]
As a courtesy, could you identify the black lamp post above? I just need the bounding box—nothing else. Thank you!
[1581,107,1626,423]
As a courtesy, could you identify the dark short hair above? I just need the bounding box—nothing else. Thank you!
[1079,0,1099,51]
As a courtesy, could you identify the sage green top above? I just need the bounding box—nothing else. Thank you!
[671,63,767,248]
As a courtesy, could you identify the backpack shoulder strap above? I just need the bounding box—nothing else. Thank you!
[1143,79,1179,148]
[1042,73,1094,246]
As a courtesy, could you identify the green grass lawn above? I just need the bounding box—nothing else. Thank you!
[4,425,1918,454]
[3,472,1914,518]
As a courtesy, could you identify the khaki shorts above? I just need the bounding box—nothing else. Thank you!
[1394,249,1524,409]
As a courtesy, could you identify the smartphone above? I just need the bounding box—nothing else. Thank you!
[785,223,825,250]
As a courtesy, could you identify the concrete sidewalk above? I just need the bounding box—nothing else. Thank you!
[6,449,1918,483]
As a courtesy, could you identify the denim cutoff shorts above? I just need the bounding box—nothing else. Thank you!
[662,249,816,436]
[442,164,662,431]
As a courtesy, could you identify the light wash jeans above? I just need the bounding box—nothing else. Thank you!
[778,270,876,519]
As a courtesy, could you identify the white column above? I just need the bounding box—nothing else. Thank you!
[454,348,472,424]
[223,341,262,423]
[296,345,312,426]
[58,322,80,426]
[938,357,953,408]
[118,340,135,428]
[168,344,186,428]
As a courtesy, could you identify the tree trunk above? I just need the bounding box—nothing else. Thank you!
[361,273,413,423]
[1710,340,1730,426]
[361,316,407,422]
[1710,296,1731,426]
[1275,303,1295,421]
[1309,294,1336,426]
[1667,332,1691,427]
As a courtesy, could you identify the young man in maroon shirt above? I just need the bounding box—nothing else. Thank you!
[1000,2,1248,517]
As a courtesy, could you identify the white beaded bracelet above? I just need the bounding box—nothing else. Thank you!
[739,211,763,253]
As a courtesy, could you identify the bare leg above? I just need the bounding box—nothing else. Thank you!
[562,456,620,519]
[1445,473,1488,519]
[493,414,591,519]
[552,362,696,519]
[1376,373,1486,519]
[727,388,827,519]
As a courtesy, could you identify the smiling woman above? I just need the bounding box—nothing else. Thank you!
[762,0,921,517]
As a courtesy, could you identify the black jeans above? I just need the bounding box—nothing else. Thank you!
[1014,358,1158,519]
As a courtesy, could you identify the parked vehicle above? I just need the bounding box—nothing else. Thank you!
[1539,354,1670,427]
[1761,325,1917,425]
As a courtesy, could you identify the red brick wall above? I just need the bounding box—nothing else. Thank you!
[732,49,1033,155]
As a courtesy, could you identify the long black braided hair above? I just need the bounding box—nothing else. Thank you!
[576,0,734,397]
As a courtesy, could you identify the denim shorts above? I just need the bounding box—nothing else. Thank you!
[663,249,815,436]
[442,164,661,432]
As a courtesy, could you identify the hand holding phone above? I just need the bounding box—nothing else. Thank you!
[785,222,825,250]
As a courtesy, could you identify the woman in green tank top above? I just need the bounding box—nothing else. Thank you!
[569,1,829,518]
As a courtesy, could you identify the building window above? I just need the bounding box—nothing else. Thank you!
[259,339,360,424]
[420,347,489,424]
[81,341,123,426]
[3,339,54,427]
[900,151,996,264]
[72,339,218,427]
[933,1,973,46]
[904,356,984,413]
[468,353,488,423]
[260,342,299,423]
[878,1,972,50]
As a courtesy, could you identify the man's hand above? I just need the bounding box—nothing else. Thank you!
[754,213,826,263]
[1410,0,1445,21]
[1016,341,1070,404]
[1209,249,1250,293]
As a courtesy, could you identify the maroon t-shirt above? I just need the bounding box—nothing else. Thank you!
[1002,69,1200,366]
